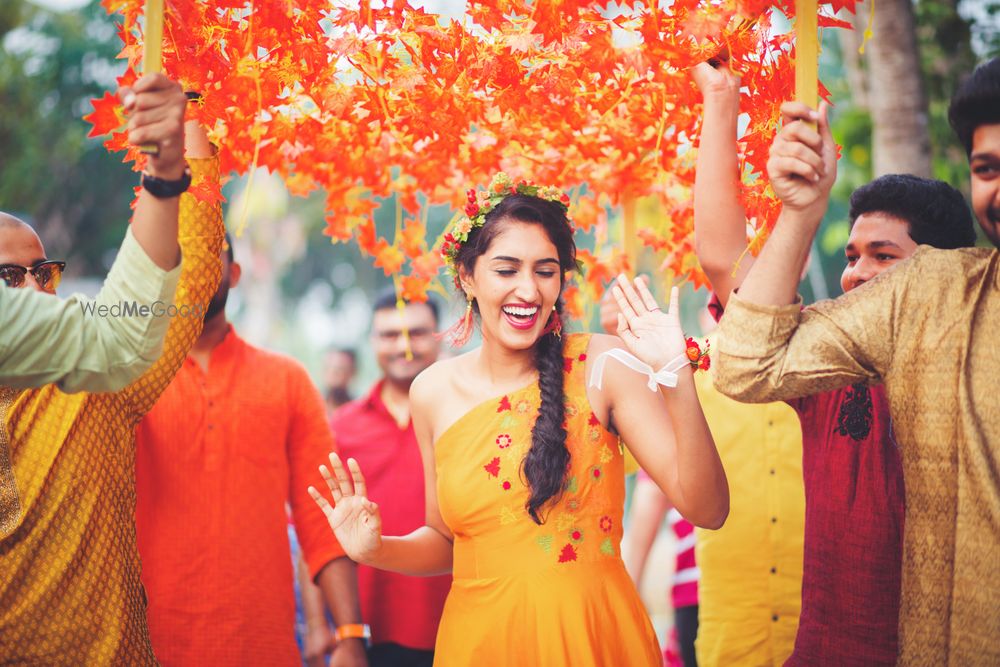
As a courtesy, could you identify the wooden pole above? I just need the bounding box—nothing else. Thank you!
[139,0,164,155]
[795,0,819,112]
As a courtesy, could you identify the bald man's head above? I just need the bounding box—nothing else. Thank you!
[0,212,31,230]
[0,212,50,292]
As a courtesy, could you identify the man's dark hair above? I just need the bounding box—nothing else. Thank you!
[849,174,977,249]
[372,286,439,325]
[328,346,357,366]
[948,57,1000,156]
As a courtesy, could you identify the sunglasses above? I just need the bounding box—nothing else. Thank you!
[0,260,66,290]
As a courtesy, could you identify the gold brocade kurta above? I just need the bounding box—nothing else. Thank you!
[0,158,223,665]
[714,246,1000,666]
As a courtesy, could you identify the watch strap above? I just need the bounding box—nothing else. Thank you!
[334,623,371,646]
[141,166,192,199]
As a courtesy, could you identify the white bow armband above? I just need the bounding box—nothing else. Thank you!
[588,349,691,392]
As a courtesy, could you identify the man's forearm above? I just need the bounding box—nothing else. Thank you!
[735,208,819,306]
[300,556,333,632]
[130,190,181,271]
[316,556,364,626]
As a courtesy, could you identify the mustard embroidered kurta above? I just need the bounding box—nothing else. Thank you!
[0,158,223,665]
[433,334,661,667]
[693,364,804,667]
[714,247,999,666]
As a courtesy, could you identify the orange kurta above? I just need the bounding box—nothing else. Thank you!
[134,327,345,666]
[0,158,223,664]
[434,333,660,666]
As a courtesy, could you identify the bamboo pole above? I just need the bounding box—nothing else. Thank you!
[795,0,819,112]
[139,0,164,155]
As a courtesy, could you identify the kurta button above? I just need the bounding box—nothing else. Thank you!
[770,468,775,475]
[770,567,777,574]
[771,517,777,523]
[772,614,779,622]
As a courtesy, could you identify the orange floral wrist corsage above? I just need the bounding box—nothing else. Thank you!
[685,337,711,372]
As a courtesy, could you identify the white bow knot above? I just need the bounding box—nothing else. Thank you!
[588,348,691,392]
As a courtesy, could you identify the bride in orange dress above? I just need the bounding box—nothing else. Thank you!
[310,175,729,666]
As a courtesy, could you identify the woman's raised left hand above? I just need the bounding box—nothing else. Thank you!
[610,274,686,371]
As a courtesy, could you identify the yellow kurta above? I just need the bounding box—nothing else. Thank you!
[0,158,223,665]
[693,365,804,667]
[714,246,1000,666]
[434,333,660,666]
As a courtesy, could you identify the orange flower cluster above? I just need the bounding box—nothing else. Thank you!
[87,0,855,305]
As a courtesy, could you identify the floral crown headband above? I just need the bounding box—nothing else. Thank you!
[440,172,571,280]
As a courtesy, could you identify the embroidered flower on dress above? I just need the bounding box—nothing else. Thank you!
[569,528,584,543]
[600,537,615,556]
[502,479,512,491]
[484,457,500,478]
[497,396,511,412]
[600,515,613,533]
[558,544,578,563]
[495,434,512,449]
[566,476,578,493]
[588,465,603,481]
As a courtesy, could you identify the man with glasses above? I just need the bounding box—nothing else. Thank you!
[134,234,366,667]
[324,288,451,667]
[0,72,224,663]
[0,76,190,392]
[0,240,177,391]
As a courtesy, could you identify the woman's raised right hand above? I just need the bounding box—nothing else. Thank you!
[309,453,383,563]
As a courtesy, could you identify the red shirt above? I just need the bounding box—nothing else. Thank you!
[135,328,344,667]
[330,381,451,651]
[711,294,904,665]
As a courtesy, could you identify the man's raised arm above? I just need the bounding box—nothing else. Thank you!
[0,73,193,393]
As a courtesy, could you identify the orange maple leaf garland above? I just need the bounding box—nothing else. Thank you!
[86,0,852,308]
[83,91,125,138]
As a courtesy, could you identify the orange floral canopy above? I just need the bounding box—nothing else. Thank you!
[86,0,857,312]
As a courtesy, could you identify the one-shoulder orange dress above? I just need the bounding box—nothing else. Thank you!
[433,333,661,666]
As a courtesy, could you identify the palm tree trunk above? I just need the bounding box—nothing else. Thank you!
[866,0,932,178]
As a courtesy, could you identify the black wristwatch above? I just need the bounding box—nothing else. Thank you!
[141,166,192,199]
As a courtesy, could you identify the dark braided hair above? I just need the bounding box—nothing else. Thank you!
[454,193,577,524]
